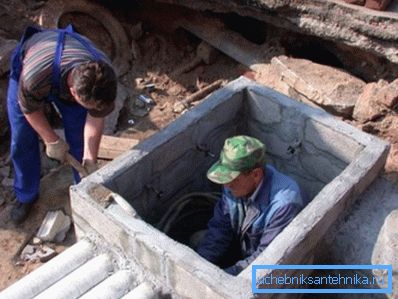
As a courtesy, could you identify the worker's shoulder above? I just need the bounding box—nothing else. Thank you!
[266,165,300,191]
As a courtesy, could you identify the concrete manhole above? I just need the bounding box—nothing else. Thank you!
[70,77,389,298]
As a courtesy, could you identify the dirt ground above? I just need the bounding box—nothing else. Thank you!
[0,0,247,290]
[0,0,397,292]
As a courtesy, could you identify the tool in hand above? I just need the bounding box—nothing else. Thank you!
[65,153,89,178]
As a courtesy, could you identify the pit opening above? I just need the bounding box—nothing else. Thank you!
[282,38,344,70]
[71,78,387,299]
[221,12,267,45]
[98,78,370,258]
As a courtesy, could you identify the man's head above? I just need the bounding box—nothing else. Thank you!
[207,135,266,198]
[69,61,117,117]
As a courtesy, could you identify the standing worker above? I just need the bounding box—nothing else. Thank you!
[7,25,117,224]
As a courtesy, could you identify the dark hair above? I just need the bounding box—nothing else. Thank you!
[71,61,117,109]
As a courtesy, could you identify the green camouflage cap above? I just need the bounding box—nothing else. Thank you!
[207,135,266,184]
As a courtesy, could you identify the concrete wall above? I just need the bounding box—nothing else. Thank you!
[71,77,389,298]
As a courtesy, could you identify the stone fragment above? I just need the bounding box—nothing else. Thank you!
[54,216,72,243]
[365,0,392,10]
[37,245,57,262]
[352,80,389,123]
[271,56,366,117]
[0,38,18,76]
[32,237,43,245]
[36,210,71,242]
[20,245,36,261]
[377,79,398,109]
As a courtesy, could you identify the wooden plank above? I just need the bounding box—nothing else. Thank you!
[98,135,139,160]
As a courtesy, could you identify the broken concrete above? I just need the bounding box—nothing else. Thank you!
[55,217,72,242]
[36,210,71,242]
[20,244,57,263]
[20,245,36,261]
[271,55,366,116]
[377,78,398,109]
[36,245,57,263]
[353,80,390,122]
[70,77,388,298]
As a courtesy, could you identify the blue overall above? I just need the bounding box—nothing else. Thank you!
[7,25,102,203]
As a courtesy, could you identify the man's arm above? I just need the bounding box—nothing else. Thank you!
[225,201,303,275]
[197,196,234,264]
[24,109,59,143]
[83,114,104,163]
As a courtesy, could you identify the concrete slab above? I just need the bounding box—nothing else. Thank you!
[270,56,366,116]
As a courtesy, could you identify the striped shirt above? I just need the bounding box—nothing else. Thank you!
[18,30,111,114]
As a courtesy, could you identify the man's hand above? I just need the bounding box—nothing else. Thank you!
[45,138,69,162]
[82,159,98,175]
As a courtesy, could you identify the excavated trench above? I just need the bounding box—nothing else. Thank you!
[34,0,398,137]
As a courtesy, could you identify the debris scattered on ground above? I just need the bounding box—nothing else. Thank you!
[36,210,71,243]
[32,237,42,245]
[20,245,35,261]
[36,245,57,262]
[20,243,57,263]
[173,79,225,113]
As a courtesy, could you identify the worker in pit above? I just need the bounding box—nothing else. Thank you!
[197,135,305,275]
[7,25,117,224]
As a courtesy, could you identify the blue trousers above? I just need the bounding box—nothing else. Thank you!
[7,78,87,203]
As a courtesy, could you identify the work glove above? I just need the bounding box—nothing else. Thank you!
[45,138,69,162]
[82,159,98,175]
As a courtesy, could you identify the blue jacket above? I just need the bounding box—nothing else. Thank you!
[197,165,305,275]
